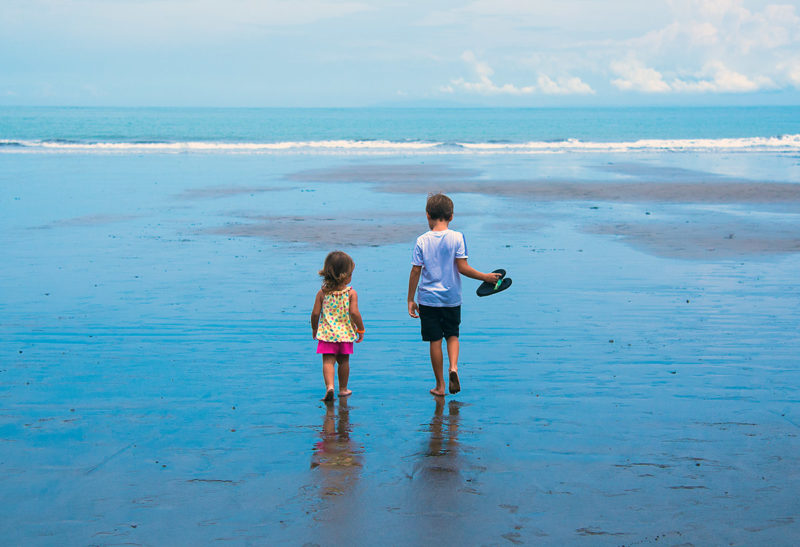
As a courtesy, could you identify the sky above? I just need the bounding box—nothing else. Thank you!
[1,0,800,107]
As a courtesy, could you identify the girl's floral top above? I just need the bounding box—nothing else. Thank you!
[317,287,356,342]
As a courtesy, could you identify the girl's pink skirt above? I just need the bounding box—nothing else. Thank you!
[316,340,354,355]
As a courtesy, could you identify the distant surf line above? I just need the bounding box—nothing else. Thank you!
[2,135,800,154]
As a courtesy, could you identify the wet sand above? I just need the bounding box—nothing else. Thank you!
[2,152,800,545]
[208,212,425,247]
[292,162,800,205]
[289,160,800,258]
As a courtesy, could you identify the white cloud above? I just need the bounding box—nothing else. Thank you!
[6,0,800,105]
[444,51,593,96]
[611,59,671,92]
[672,61,774,92]
[434,1,799,98]
[635,20,719,50]
[611,58,775,93]
[782,60,800,88]
[673,2,798,54]
[536,75,595,95]
[696,0,800,53]
[611,1,800,93]
[445,77,535,96]
[445,51,536,95]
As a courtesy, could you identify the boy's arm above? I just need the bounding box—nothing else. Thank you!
[407,265,421,318]
[456,258,501,284]
[311,290,323,339]
[348,289,365,343]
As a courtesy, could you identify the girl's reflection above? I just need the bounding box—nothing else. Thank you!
[311,398,362,496]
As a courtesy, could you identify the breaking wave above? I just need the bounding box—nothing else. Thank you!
[2,135,800,154]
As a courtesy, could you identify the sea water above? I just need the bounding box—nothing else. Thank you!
[2,107,800,544]
[2,106,799,152]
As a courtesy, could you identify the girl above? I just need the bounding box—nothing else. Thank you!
[311,251,365,402]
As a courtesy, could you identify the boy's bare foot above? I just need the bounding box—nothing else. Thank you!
[429,388,445,397]
[339,389,352,397]
[449,370,461,394]
[323,389,334,402]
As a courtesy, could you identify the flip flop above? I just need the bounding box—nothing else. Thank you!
[476,268,512,297]
[449,370,461,394]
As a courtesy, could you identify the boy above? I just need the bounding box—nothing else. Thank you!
[407,194,500,397]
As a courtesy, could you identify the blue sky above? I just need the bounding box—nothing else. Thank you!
[2,0,799,106]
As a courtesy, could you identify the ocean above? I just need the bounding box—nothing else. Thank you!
[2,106,800,544]
[2,106,800,152]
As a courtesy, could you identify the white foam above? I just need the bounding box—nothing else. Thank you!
[460,135,800,152]
[1,139,445,153]
[2,135,800,154]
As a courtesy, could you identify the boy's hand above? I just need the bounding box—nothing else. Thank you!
[408,300,419,318]
[484,272,502,284]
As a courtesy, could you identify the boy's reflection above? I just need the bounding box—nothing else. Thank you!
[415,398,462,481]
[406,398,466,543]
[311,398,362,497]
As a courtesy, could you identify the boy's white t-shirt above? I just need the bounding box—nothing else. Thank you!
[412,229,468,307]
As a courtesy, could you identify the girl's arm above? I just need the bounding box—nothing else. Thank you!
[456,258,500,284]
[311,290,323,339]
[349,289,365,343]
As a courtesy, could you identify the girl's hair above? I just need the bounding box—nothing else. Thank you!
[319,251,355,292]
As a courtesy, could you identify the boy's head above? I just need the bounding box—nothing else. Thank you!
[426,193,454,223]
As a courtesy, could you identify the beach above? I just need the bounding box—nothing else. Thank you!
[2,113,800,544]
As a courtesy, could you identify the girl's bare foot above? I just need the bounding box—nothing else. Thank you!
[429,388,445,397]
[339,389,352,397]
[323,389,334,402]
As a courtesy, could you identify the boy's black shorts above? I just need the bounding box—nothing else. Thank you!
[418,304,461,341]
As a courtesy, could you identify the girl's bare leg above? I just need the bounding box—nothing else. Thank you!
[322,354,336,400]
[336,354,352,396]
[429,340,446,396]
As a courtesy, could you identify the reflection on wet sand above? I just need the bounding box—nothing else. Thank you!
[311,398,362,498]
[427,398,462,462]
[412,398,465,488]
[404,399,470,541]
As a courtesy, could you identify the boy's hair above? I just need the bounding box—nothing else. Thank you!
[319,251,355,292]
[426,193,454,221]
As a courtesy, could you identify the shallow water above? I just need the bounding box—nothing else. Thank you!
[2,151,800,545]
